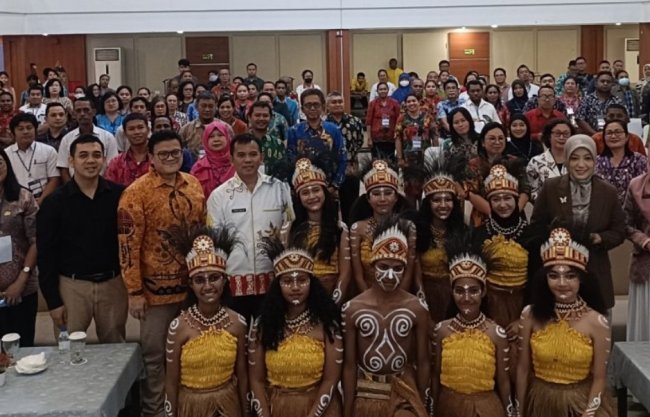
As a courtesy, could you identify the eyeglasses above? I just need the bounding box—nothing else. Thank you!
[191,274,223,286]
[156,149,182,160]
[303,102,322,110]
[605,129,626,137]
[551,131,571,138]
[539,94,555,100]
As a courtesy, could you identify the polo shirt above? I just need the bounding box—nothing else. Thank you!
[524,108,566,141]
[19,103,47,124]
[6,141,59,197]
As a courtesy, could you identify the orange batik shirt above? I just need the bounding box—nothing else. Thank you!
[118,168,206,306]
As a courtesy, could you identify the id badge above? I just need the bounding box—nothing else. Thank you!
[412,136,422,150]
[0,235,12,264]
[27,178,43,198]
[597,118,605,130]
[381,116,390,128]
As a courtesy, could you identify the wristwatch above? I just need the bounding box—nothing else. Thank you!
[22,266,31,274]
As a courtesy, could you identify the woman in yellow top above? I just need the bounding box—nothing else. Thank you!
[285,158,351,304]
[432,247,512,417]
[350,160,416,294]
[516,228,614,417]
[248,238,343,417]
[164,225,249,417]
[414,155,468,323]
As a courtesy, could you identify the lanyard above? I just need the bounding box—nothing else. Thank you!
[15,143,36,178]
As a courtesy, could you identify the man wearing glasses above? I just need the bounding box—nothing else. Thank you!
[117,130,205,417]
[287,88,347,194]
[524,85,566,141]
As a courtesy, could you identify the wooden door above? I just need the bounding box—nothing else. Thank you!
[184,36,230,84]
[448,32,490,84]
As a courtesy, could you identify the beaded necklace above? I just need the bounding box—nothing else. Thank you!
[285,309,313,335]
[486,216,527,240]
[450,312,487,332]
[554,296,589,321]
[187,304,231,331]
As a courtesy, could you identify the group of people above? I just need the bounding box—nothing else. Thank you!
[1,54,650,417]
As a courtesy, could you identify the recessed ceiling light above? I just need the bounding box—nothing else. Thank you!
[491,25,499,28]
[615,22,622,26]
[43,33,48,36]
[177,30,184,34]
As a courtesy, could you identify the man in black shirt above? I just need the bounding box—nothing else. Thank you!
[37,134,127,342]
[36,102,68,151]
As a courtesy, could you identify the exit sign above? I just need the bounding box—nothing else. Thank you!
[464,49,475,56]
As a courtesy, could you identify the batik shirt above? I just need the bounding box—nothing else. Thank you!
[596,153,648,205]
[394,111,437,164]
[576,93,622,130]
[526,150,567,202]
[326,113,365,163]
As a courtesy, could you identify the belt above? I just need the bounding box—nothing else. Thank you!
[229,272,274,296]
[65,270,119,283]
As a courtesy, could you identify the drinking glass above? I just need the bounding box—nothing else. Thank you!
[1,333,20,366]
[68,331,87,365]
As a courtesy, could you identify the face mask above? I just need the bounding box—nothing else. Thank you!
[304,78,313,84]
[618,78,630,87]
[74,93,85,99]
[399,80,410,87]
[208,75,218,82]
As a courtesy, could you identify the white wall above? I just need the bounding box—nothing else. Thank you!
[2,0,649,35]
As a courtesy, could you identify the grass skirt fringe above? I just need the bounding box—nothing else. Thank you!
[178,380,241,417]
[525,377,616,417]
[269,384,341,417]
[436,387,506,417]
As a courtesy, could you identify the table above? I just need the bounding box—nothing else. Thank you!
[609,342,650,417]
[0,343,143,417]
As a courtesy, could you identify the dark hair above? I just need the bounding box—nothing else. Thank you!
[539,73,555,82]
[484,84,503,110]
[246,62,257,69]
[229,133,262,156]
[137,87,151,96]
[177,80,195,100]
[443,79,459,89]
[601,119,631,157]
[43,79,63,98]
[178,58,190,67]
[516,64,529,74]
[116,85,133,97]
[258,275,340,350]
[575,56,586,62]
[563,76,578,86]
[377,69,388,77]
[28,84,43,95]
[26,74,38,83]
[409,71,419,79]
[151,114,174,130]
[606,103,628,116]
[447,107,478,145]
[257,92,273,102]
[493,67,506,76]
[70,134,105,156]
[301,69,314,79]
[86,83,101,98]
[45,102,66,116]
[613,59,623,65]
[463,72,478,87]
[150,96,169,116]
[218,94,235,109]
[129,96,149,111]
[291,187,340,262]
[262,81,275,89]
[530,266,606,323]
[147,130,182,154]
[418,194,466,253]
[300,88,325,106]
[274,80,287,88]
[376,81,389,91]
[439,60,450,67]
[541,119,575,148]
[9,113,38,134]
[614,70,629,78]
[0,149,22,202]
[404,93,419,104]
[196,91,216,106]
[357,72,366,77]
[508,114,531,142]
[233,76,244,84]
[466,79,482,90]
[510,79,528,100]
[74,96,96,110]
[99,91,122,114]
[568,60,577,66]
[248,100,272,117]
[477,122,507,158]
[0,91,13,101]
[43,67,58,79]
[349,191,407,224]
[596,71,613,81]
[122,112,149,130]
[538,85,555,96]
[599,60,611,66]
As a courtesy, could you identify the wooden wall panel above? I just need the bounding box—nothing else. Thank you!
[326,30,351,112]
[639,24,650,80]
[3,35,86,94]
[448,32,490,80]
[184,36,229,82]
[580,25,604,74]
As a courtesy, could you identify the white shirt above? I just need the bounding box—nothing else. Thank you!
[207,173,294,296]
[56,126,119,175]
[462,99,501,132]
[507,83,540,101]
[369,82,397,102]
[6,141,59,197]
[19,103,47,124]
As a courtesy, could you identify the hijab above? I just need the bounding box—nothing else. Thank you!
[564,134,596,225]
[190,120,235,198]
[391,73,413,104]
[506,80,528,115]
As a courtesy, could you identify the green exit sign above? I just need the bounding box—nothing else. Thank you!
[464,49,475,56]
[202,53,214,60]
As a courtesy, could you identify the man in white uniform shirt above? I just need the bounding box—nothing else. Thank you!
[462,80,501,133]
[19,85,47,124]
[56,97,118,182]
[207,133,293,319]
[6,113,59,205]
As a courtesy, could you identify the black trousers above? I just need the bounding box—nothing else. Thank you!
[0,292,38,347]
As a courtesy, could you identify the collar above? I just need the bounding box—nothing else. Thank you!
[64,176,112,197]
[74,125,102,137]
[125,148,151,163]
[232,172,273,192]
[151,168,187,188]
[13,141,36,153]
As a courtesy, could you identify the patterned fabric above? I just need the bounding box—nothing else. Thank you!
[436,98,466,121]
[522,96,567,113]
[118,170,206,305]
[596,152,648,205]
[441,138,477,164]
[616,88,639,118]
[326,113,365,162]
[95,114,125,136]
[269,112,289,142]
[104,150,152,187]
[258,129,286,170]
[36,128,69,151]
[526,150,567,202]
[287,121,347,187]
[576,93,622,130]
[172,111,189,130]
[394,111,436,164]
[558,95,581,114]
[179,119,209,159]
[0,189,38,296]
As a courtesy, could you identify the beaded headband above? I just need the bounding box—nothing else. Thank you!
[273,248,314,276]
[423,174,457,197]
[371,225,408,264]
[449,253,488,285]
[484,164,518,198]
[540,228,589,271]
[363,160,399,193]
[186,235,228,276]
[292,158,328,192]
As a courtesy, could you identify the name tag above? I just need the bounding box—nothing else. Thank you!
[412,136,422,150]
[232,208,246,213]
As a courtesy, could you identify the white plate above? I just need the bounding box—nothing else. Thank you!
[15,363,48,375]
